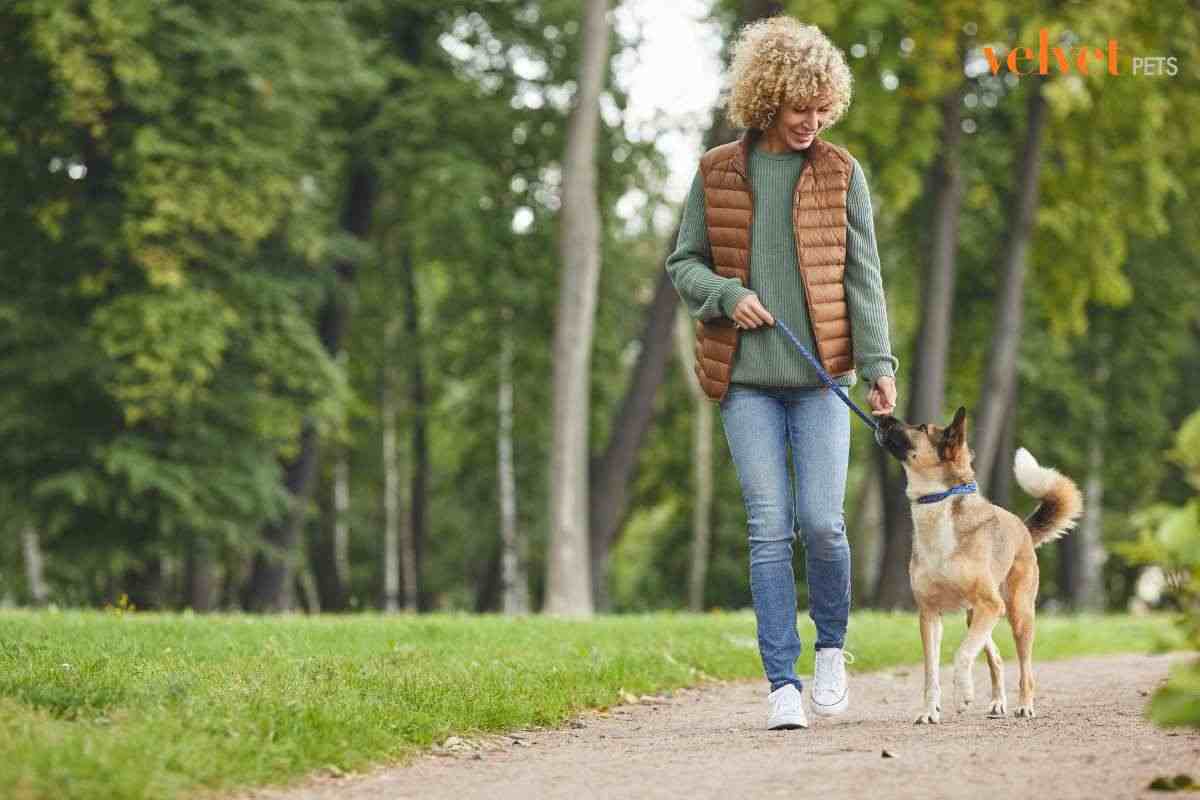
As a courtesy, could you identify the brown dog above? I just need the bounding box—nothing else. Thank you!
[876,407,1083,723]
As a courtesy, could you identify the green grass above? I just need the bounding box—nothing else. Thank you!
[0,609,1183,799]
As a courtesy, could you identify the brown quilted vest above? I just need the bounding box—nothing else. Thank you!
[692,128,855,402]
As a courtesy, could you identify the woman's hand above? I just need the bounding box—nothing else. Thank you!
[731,293,775,329]
[868,376,897,416]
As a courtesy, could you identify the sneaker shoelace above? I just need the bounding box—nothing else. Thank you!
[771,686,802,714]
[814,649,855,692]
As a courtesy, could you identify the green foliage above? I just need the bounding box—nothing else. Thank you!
[1031,3,1200,338]
[0,1,368,592]
[0,0,1198,618]
[1114,409,1200,728]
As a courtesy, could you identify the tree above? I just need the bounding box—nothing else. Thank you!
[545,0,611,616]
[0,0,365,608]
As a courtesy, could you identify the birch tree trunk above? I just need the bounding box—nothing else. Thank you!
[314,394,351,611]
[380,315,408,612]
[331,446,351,607]
[1076,432,1105,608]
[21,523,48,607]
[546,0,610,616]
[973,77,1047,493]
[672,303,715,612]
[875,82,967,608]
[498,309,530,614]
[1061,361,1107,610]
[401,245,428,612]
[400,437,418,612]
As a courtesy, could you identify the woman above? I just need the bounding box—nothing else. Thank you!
[666,16,899,731]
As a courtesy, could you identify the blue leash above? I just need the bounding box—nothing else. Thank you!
[770,319,883,443]
[770,319,977,502]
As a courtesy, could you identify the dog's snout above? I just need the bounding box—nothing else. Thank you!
[875,415,913,462]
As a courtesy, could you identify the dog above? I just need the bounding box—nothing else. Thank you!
[875,407,1084,723]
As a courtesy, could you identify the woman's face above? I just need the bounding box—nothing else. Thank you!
[769,92,836,150]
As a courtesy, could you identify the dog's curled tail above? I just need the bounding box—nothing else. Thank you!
[1013,447,1084,547]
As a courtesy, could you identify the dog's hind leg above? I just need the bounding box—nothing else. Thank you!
[953,597,1004,714]
[966,609,1007,717]
[915,608,943,724]
[1006,554,1039,717]
[1008,597,1037,717]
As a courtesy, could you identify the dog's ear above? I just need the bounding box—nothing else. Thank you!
[941,406,967,460]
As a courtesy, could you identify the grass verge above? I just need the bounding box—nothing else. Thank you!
[0,609,1182,799]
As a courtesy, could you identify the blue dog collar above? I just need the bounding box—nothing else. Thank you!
[916,481,977,504]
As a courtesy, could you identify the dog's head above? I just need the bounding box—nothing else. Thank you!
[876,406,972,479]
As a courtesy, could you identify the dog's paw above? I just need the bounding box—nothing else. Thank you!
[914,709,941,725]
[1014,704,1036,718]
[953,670,974,712]
[987,699,1007,718]
[954,683,974,713]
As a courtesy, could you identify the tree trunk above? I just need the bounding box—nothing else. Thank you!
[1061,363,1106,610]
[245,164,374,611]
[587,0,783,611]
[673,302,715,612]
[401,244,428,612]
[546,0,610,617]
[313,443,351,611]
[244,422,321,611]
[185,535,216,612]
[874,444,913,608]
[988,383,1017,508]
[875,82,967,608]
[380,315,402,612]
[221,547,250,610]
[124,556,164,610]
[973,77,1047,493]
[498,310,531,614]
[848,466,884,603]
[905,82,967,424]
[1075,433,1105,609]
[21,523,48,607]
[296,565,321,614]
[474,541,503,612]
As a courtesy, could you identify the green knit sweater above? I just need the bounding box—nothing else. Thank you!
[666,142,899,389]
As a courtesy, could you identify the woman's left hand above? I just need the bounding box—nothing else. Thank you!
[868,376,897,416]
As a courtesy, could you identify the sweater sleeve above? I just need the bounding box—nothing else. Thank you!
[665,167,756,321]
[844,157,900,384]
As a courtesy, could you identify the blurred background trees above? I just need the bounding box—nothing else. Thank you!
[1,0,1196,615]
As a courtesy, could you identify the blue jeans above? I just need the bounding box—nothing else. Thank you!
[718,382,852,695]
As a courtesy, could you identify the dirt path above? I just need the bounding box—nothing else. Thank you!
[244,652,1198,800]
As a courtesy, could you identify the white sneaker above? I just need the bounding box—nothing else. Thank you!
[810,648,854,717]
[766,683,808,730]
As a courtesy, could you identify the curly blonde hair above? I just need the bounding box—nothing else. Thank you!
[725,16,853,131]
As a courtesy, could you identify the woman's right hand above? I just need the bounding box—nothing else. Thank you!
[731,293,775,329]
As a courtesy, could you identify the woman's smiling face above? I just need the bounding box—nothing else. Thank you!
[768,92,836,150]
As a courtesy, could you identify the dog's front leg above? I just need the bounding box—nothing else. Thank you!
[953,599,1004,713]
[915,609,942,724]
